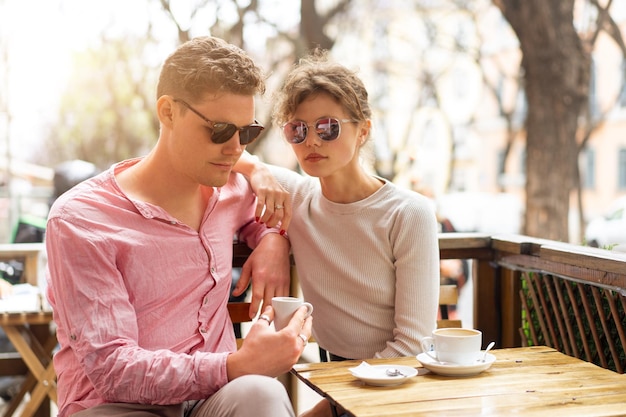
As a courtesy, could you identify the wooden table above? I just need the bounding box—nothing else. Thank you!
[291,346,626,416]
[0,311,57,417]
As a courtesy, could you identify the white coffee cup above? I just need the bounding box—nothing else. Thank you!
[421,328,482,365]
[271,296,314,330]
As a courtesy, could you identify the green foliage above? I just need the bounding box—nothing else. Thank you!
[38,37,159,169]
[521,271,626,373]
[581,239,618,251]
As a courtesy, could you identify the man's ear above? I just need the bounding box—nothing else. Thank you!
[156,96,175,128]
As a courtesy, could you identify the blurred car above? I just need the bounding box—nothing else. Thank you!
[584,196,626,252]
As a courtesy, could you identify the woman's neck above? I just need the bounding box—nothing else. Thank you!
[320,169,383,204]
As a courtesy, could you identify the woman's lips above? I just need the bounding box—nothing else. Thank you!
[305,153,325,162]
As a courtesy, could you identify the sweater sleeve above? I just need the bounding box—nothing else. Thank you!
[375,194,440,358]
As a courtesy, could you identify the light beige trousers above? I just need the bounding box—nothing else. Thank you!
[71,375,294,417]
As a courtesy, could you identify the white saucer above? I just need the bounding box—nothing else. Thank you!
[416,352,496,377]
[349,362,418,386]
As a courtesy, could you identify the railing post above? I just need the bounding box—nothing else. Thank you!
[500,267,522,347]
[473,258,500,348]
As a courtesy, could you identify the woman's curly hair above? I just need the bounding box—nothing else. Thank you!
[272,49,371,129]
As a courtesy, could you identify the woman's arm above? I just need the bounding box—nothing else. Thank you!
[378,197,440,358]
[234,152,292,233]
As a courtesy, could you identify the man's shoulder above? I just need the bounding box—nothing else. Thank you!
[48,169,118,219]
[221,171,253,195]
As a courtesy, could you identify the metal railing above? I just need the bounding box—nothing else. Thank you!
[443,233,626,373]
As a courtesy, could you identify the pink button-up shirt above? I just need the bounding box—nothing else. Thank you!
[45,159,274,417]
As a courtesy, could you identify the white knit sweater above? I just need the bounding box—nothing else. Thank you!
[271,166,440,359]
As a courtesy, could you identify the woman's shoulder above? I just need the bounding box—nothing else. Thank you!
[379,178,433,206]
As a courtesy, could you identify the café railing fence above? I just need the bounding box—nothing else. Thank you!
[442,233,626,373]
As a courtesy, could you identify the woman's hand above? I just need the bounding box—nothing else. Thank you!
[249,164,292,234]
[233,151,292,234]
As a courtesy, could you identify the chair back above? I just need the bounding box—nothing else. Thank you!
[438,284,462,328]
[228,302,252,349]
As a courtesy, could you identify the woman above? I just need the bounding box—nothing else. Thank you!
[236,51,440,416]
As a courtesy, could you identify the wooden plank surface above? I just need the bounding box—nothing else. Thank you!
[0,311,53,326]
[292,347,626,417]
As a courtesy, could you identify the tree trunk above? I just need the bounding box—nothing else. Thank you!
[494,0,590,241]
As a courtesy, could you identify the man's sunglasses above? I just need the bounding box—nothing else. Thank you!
[174,98,264,145]
[282,118,358,144]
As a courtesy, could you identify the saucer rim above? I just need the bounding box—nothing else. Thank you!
[416,351,496,376]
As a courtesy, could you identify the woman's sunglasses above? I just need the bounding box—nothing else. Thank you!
[282,118,358,144]
[174,98,264,145]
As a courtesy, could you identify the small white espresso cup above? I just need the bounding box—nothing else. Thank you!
[271,296,314,331]
[421,328,482,365]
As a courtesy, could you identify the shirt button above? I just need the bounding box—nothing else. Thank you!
[170,221,176,225]
[70,334,77,341]
[200,328,207,333]
[203,297,208,305]
[210,267,216,274]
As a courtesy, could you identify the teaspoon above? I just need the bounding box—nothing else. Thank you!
[482,341,495,362]
[385,367,407,377]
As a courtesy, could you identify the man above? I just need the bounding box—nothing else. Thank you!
[45,36,311,417]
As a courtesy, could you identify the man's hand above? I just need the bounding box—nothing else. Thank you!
[232,234,291,318]
[226,305,313,380]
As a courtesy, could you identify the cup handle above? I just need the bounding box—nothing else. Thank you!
[303,302,314,317]
[421,337,438,361]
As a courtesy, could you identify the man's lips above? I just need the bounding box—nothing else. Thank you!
[212,161,235,170]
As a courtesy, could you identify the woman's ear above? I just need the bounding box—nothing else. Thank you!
[156,96,175,128]
[359,119,372,145]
